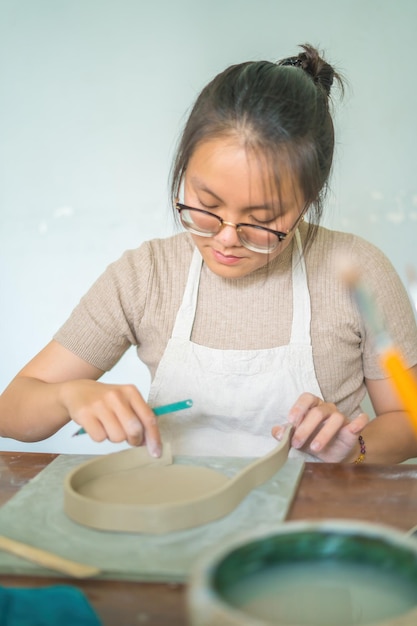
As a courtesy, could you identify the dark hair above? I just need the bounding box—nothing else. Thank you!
[170,44,343,249]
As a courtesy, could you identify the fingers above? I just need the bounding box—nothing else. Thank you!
[272,392,323,445]
[67,381,162,456]
[107,385,147,445]
[305,409,345,453]
[271,423,293,442]
[348,412,370,434]
[287,392,322,428]
[284,392,338,451]
[272,392,371,462]
[128,388,162,457]
[101,385,162,456]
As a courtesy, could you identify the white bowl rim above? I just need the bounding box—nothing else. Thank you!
[187,519,417,626]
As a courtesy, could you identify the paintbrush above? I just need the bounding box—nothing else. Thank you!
[72,399,193,437]
[339,259,417,432]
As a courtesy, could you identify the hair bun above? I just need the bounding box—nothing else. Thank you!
[279,43,336,97]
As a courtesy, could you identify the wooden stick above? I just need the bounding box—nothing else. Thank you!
[0,535,100,578]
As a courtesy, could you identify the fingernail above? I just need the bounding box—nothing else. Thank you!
[310,440,321,452]
[287,415,299,428]
[149,442,162,458]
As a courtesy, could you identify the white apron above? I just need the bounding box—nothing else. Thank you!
[148,230,323,459]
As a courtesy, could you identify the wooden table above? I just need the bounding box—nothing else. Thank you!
[1,452,417,625]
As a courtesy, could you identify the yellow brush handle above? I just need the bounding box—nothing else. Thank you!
[0,535,100,578]
[380,348,417,429]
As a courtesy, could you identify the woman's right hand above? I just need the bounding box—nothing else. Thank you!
[0,340,161,457]
[60,379,162,456]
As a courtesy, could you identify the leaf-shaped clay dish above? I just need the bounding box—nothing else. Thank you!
[64,427,293,534]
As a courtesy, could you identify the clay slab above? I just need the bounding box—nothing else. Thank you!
[0,448,303,582]
[64,430,292,533]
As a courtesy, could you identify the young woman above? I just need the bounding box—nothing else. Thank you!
[1,45,417,463]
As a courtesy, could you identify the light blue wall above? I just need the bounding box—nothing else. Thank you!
[1,0,416,452]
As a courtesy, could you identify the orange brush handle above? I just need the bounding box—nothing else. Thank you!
[379,348,417,431]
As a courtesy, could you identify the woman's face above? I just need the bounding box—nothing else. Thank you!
[183,136,305,279]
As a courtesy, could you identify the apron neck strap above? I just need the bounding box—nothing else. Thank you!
[172,231,312,345]
[171,248,203,338]
[290,229,312,344]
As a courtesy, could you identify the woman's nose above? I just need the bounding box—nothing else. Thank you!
[214,222,241,247]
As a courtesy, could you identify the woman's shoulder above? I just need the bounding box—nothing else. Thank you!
[310,223,376,248]
[306,225,408,306]
[308,224,395,268]
[110,232,194,277]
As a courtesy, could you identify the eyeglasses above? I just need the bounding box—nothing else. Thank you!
[175,202,305,254]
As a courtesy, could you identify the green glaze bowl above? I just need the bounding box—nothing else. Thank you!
[187,520,417,626]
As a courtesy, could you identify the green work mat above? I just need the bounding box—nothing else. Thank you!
[0,453,304,583]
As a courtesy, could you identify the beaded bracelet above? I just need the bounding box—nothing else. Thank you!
[354,435,366,464]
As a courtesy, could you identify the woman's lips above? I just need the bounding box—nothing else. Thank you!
[212,248,243,265]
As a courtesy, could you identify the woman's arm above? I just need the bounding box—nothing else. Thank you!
[348,372,417,463]
[0,340,162,455]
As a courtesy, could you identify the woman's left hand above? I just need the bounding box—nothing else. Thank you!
[272,392,369,462]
